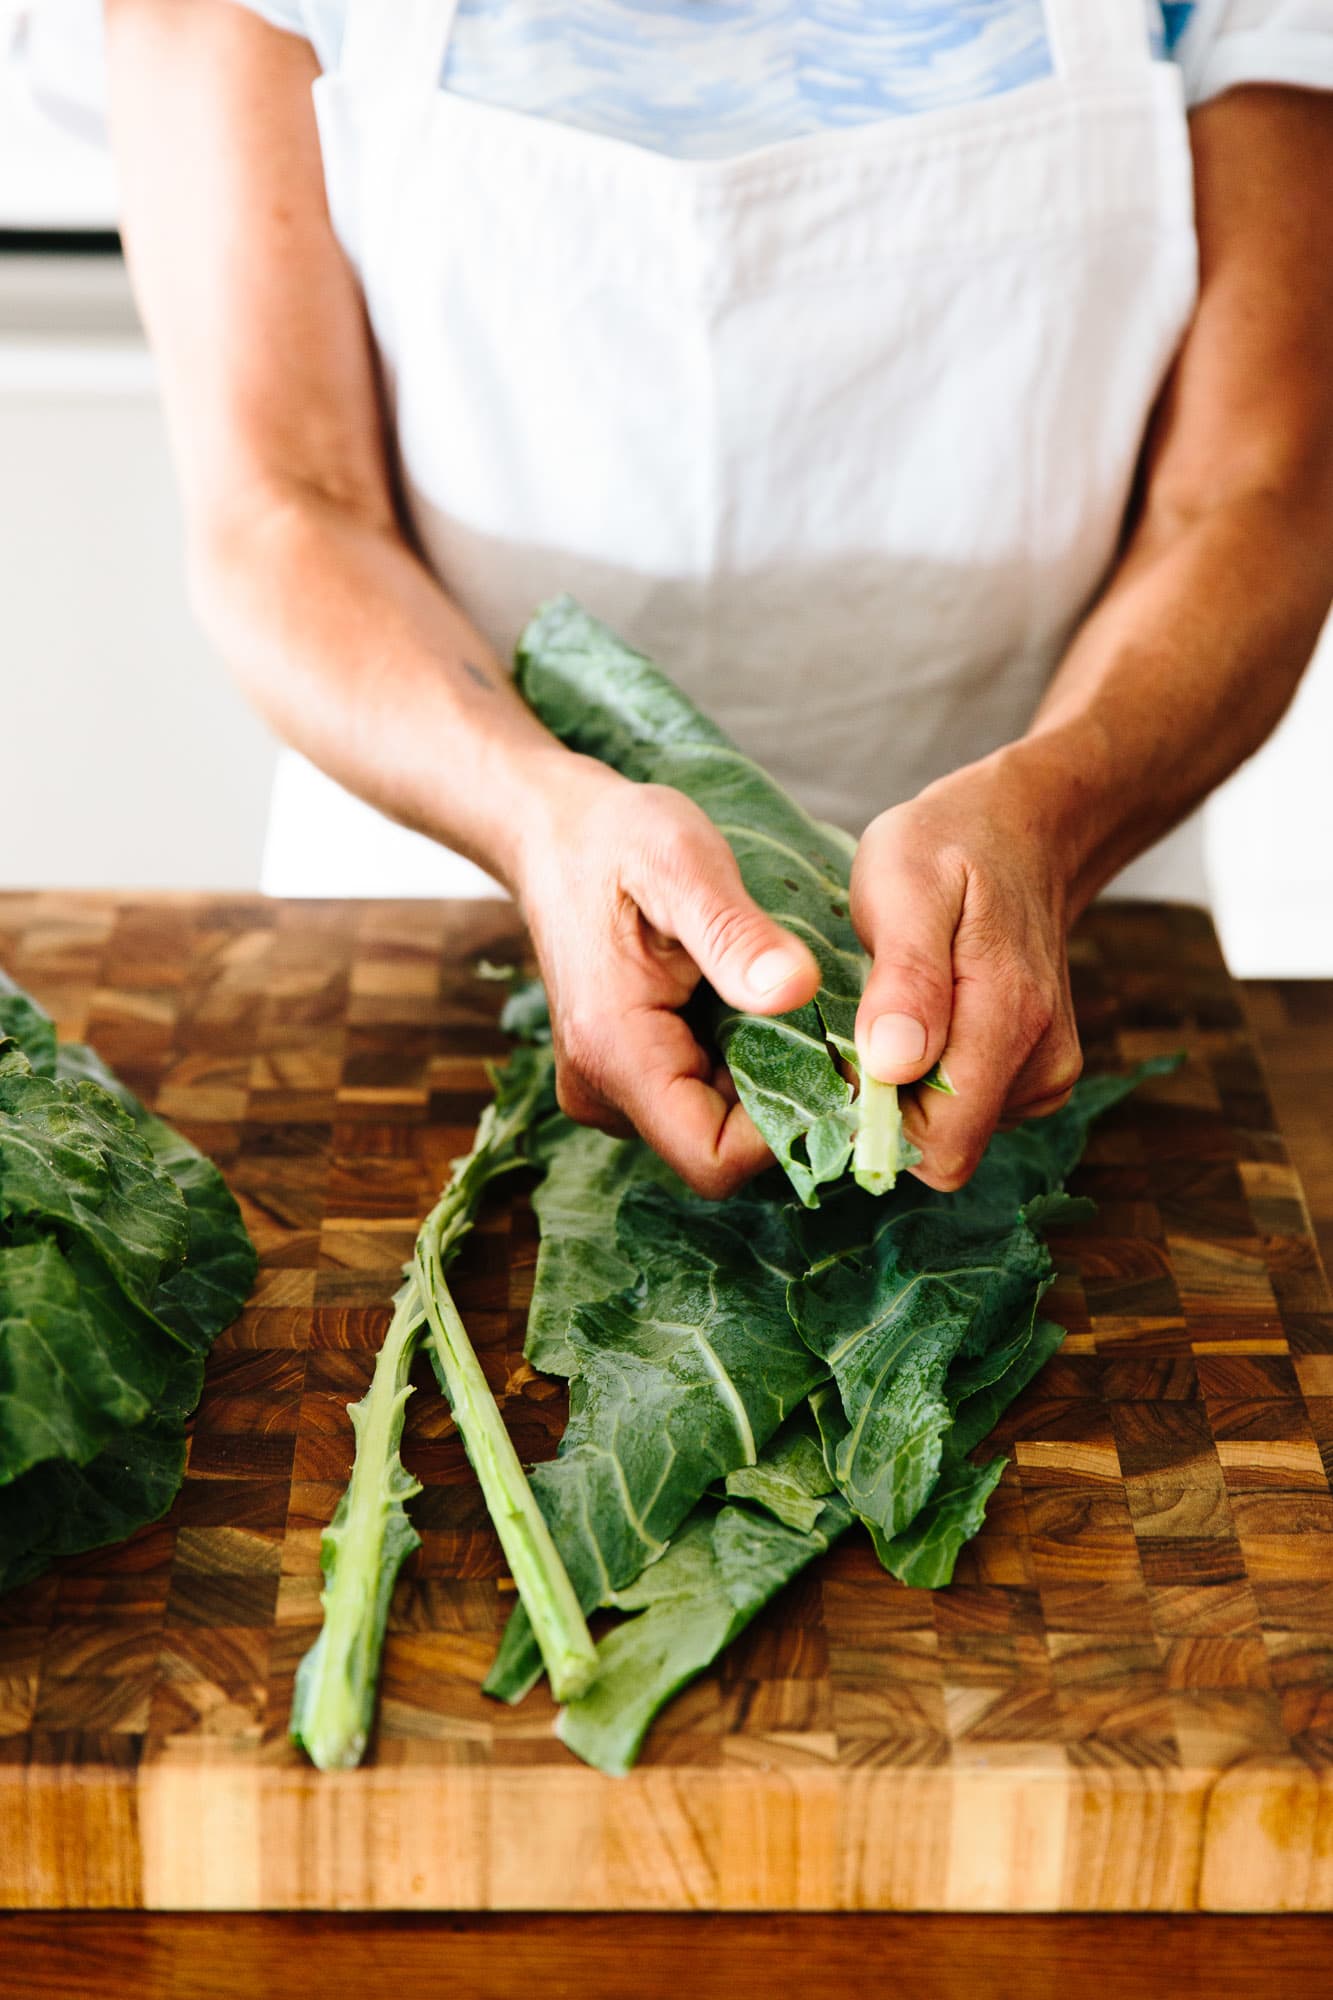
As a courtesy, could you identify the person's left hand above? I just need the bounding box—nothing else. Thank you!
[850,750,1085,1191]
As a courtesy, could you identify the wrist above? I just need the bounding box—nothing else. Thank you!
[493,746,627,903]
[991,726,1126,916]
[922,731,1117,921]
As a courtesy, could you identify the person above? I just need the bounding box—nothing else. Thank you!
[104,0,1333,1197]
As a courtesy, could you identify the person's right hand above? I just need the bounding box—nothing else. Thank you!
[513,755,821,1198]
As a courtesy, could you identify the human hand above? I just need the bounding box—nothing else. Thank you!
[851,751,1084,1191]
[514,755,821,1197]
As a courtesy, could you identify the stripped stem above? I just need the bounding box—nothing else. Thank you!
[291,1044,595,1765]
[852,1071,921,1194]
[289,1279,425,1770]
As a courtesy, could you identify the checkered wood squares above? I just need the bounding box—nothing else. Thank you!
[1,892,1330,1911]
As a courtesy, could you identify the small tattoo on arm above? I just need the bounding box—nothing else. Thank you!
[461,659,496,693]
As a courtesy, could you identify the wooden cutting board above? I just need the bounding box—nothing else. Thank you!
[1,893,1330,1913]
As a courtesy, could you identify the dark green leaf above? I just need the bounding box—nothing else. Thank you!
[54,1038,257,1349]
[0,971,256,1590]
[723,1405,835,1533]
[871,1452,1007,1588]
[524,1119,682,1377]
[789,1064,1176,1574]
[498,977,552,1045]
[558,1421,853,1775]
[0,1338,201,1592]
[0,971,58,1076]
[0,1068,189,1309]
[485,1173,826,1701]
[948,1314,1068,1459]
[516,597,897,1204]
[528,1173,820,1574]
[0,1235,181,1485]
[790,1190,1051,1548]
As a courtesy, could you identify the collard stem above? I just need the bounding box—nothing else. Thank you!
[851,1071,920,1194]
[416,1207,598,1704]
[292,1042,594,1765]
[415,1051,596,1702]
[289,1280,424,1771]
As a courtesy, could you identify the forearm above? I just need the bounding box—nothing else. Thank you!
[195,486,568,890]
[105,0,575,892]
[852,464,1333,1190]
[987,84,1333,916]
[853,89,1333,1187]
[1004,480,1333,914]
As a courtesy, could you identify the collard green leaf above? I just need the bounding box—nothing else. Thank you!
[0,1068,189,1310]
[0,974,58,1076]
[494,1028,1174,1707]
[790,1064,1176,1576]
[809,1376,993,1586]
[498,977,552,1045]
[485,1174,827,1701]
[144,1137,260,1352]
[516,597,918,1204]
[790,1189,1052,1548]
[0,1337,202,1592]
[723,1405,834,1533]
[54,1038,257,1350]
[558,1423,853,1775]
[0,1234,181,1485]
[530,1177,821,1586]
[556,1513,733,1775]
[873,1452,1007,1588]
[949,1314,1067,1459]
[0,970,256,1588]
[809,1313,1065,1589]
[525,1120,682,1377]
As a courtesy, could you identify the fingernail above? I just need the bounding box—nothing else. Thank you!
[867,1012,928,1078]
[746,947,805,998]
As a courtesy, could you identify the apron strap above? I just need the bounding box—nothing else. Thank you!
[1043,0,1152,74]
[340,0,462,96]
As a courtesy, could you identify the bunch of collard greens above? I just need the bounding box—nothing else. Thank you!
[294,600,1174,1778]
[0,972,256,1590]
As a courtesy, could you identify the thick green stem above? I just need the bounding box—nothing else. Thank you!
[290,1280,425,1771]
[290,1042,592,1766]
[415,1208,598,1705]
[852,1072,920,1194]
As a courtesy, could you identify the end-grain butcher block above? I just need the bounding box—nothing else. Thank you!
[1,894,1330,1913]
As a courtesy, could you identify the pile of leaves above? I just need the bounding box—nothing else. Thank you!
[293,601,1173,1777]
[479,995,1166,1776]
[0,972,257,1590]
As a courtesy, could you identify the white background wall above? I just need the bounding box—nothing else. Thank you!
[1206,638,1333,976]
[0,252,1330,971]
[0,344,278,891]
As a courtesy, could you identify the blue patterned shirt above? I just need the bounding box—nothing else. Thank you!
[235,0,1333,159]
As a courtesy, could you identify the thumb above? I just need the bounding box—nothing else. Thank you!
[639,830,821,1017]
[853,881,956,1086]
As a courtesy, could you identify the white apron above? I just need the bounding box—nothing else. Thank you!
[263,0,1204,901]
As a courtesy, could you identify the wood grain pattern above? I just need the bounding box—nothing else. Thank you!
[1242,980,1333,1284]
[2,1911,1332,2000]
[0,893,1331,1912]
